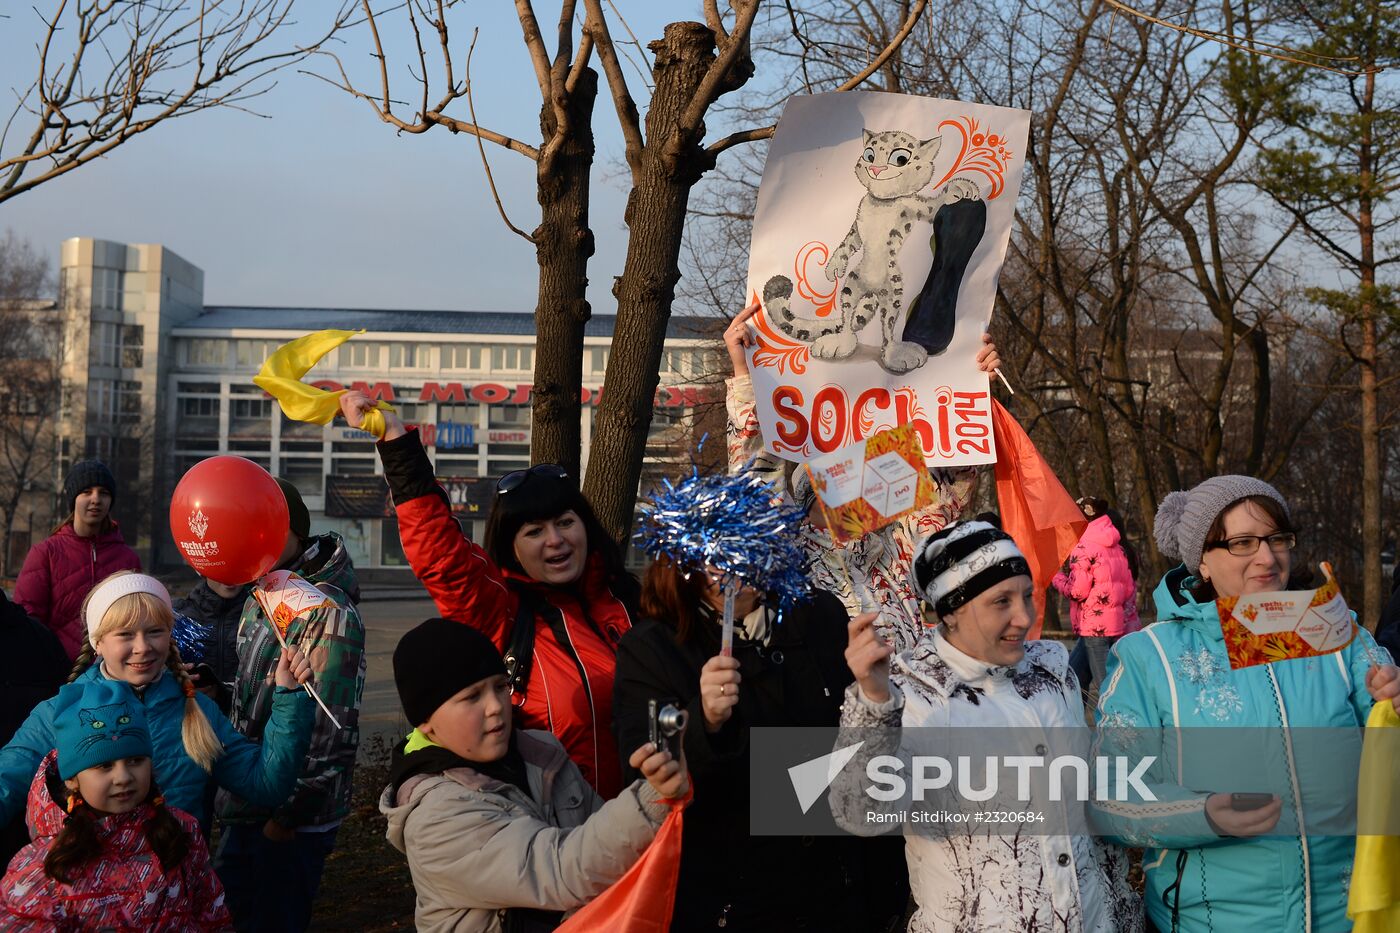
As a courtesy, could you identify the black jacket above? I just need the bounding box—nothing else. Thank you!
[173,579,251,709]
[612,591,906,933]
[0,590,68,865]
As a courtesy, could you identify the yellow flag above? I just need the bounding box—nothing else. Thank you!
[252,330,394,438]
[1349,700,1400,933]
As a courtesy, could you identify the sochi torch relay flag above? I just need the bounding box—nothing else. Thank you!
[744,91,1030,468]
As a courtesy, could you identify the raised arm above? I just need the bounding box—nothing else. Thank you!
[341,390,516,644]
[724,299,786,492]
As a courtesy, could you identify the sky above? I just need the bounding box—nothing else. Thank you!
[0,3,717,313]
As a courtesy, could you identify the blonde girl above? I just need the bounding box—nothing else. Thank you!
[0,571,316,827]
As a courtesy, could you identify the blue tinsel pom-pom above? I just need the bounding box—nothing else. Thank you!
[634,462,810,610]
[172,613,214,665]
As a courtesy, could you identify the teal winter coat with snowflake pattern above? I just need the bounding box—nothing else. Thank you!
[1091,567,1391,933]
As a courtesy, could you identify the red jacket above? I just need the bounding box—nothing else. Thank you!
[0,751,232,931]
[381,430,633,798]
[15,523,142,660]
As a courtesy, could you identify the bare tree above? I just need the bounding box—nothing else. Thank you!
[0,232,62,574]
[323,0,930,541]
[1,0,348,205]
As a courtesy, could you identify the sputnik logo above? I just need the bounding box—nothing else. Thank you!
[188,509,209,540]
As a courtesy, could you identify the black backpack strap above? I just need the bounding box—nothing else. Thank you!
[503,587,540,701]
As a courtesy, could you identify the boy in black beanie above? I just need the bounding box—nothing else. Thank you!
[381,619,689,933]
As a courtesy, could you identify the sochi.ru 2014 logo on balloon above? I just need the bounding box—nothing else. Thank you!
[179,507,220,560]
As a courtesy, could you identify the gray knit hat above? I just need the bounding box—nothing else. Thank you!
[1153,475,1290,572]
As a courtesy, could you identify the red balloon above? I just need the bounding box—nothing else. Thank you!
[170,456,289,585]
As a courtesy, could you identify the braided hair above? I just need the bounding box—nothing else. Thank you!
[74,573,223,771]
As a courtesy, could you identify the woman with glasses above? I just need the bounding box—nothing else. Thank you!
[1092,476,1400,932]
[340,393,636,798]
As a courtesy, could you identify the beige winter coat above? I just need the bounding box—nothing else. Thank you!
[380,729,669,933]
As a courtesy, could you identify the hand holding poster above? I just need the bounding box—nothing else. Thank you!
[744,92,1030,467]
[1217,573,1356,670]
[803,424,935,543]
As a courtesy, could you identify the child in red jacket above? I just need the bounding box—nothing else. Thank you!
[0,679,231,931]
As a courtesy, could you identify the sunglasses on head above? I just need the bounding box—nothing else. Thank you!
[496,463,570,494]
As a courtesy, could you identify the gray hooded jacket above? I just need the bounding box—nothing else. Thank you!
[380,729,670,933]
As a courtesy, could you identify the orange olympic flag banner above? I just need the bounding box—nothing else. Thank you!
[555,788,691,933]
[990,399,1085,638]
[803,424,935,543]
[1217,576,1356,670]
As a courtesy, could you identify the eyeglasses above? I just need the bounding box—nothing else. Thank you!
[1204,532,1297,557]
[496,464,569,494]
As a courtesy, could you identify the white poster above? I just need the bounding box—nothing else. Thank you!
[744,91,1030,466]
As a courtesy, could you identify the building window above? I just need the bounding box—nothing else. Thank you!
[337,342,384,369]
[489,406,530,428]
[179,396,219,418]
[389,343,432,369]
[116,380,141,420]
[442,345,483,370]
[235,340,277,368]
[184,339,227,367]
[282,459,324,496]
[589,347,610,374]
[231,396,273,420]
[490,346,533,372]
[89,322,120,367]
[92,268,124,310]
[121,325,144,368]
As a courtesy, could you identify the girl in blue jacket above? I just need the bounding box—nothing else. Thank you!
[0,571,315,827]
[1093,476,1399,932]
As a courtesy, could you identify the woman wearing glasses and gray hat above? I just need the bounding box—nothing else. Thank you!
[340,393,637,799]
[1092,475,1400,932]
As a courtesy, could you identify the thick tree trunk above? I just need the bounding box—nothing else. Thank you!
[584,23,719,543]
[1358,66,1381,630]
[530,69,598,477]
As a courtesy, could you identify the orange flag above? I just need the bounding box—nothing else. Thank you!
[556,787,691,932]
[990,399,1086,638]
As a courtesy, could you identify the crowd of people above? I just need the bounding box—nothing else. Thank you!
[0,314,1395,931]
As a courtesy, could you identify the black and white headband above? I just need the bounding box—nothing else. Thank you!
[912,521,1031,616]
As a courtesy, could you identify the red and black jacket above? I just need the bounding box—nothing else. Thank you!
[378,430,632,798]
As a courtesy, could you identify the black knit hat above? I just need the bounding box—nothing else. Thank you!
[912,521,1032,617]
[274,478,312,540]
[62,460,116,512]
[393,618,508,726]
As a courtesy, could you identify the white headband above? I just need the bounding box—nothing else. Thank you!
[84,574,173,643]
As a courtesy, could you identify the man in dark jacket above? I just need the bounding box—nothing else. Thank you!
[0,589,69,864]
[212,479,365,933]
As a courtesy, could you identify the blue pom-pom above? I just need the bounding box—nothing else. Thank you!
[172,613,214,665]
[634,462,810,611]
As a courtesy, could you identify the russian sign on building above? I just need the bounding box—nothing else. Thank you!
[305,380,714,410]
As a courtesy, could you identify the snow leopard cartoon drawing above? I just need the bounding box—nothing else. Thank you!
[762,128,984,373]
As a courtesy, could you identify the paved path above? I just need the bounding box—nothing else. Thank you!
[357,597,437,756]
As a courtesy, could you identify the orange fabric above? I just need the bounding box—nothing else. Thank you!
[990,399,1086,638]
[556,785,692,933]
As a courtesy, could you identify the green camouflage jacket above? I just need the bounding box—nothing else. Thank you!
[215,533,366,829]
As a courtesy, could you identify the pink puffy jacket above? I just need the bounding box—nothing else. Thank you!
[1051,515,1140,637]
[14,523,141,660]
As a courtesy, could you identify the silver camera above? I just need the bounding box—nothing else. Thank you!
[647,699,688,759]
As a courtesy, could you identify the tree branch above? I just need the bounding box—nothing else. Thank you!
[465,29,535,243]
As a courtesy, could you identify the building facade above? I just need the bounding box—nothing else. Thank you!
[55,238,722,569]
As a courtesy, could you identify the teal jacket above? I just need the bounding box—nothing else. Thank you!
[1092,568,1391,932]
[0,664,314,827]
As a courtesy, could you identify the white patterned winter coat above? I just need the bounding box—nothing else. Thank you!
[833,632,1143,933]
[726,374,974,653]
